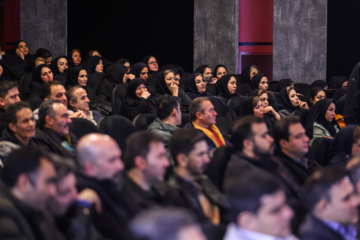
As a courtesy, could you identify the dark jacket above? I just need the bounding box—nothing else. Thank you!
[33,127,77,159]
[344,62,360,125]
[76,174,140,240]
[0,182,62,240]
[300,214,346,240]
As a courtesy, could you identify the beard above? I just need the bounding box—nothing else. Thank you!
[253,141,274,157]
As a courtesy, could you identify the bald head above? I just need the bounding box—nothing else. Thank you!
[77,133,124,183]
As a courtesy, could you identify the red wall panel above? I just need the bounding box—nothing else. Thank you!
[3,0,20,51]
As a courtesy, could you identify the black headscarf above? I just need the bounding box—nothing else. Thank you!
[276,79,293,92]
[328,76,347,89]
[117,58,130,65]
[276,87,298,113]
[251,73,267,90]
[305,99,339,138]
[213,64,228,79]
[83,56,102,74]
[67,49,81,68]
[241,96,254,116]
[141,55,158,73]
[240,66,252,84]
[30,64,52,96]
[0,61,17,81]
[51,56,68,77]
[155,71,172,95]
[216,74,236,101]
[130,62,147,78]
[66,66,84,88]
[126,78,146,100]
[106,63,128,85]
[328,125,356,163]
[185,73,212,100]
[194,64,210,75]
[310,80,328,89]
[35,48,52,59]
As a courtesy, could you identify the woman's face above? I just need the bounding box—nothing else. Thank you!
[195,75,206,93]
[17,41,29,56]
[91,51,101,57]
[258,76,269,91]
[40,67,53,83]
[216,67,227,80]
[253,101,264,118]
[57,58,68,73]
[259,93,269,107]
[288,89,300,107]
[310,90,326,106]
[78,70,88,86]
[342,81,348,90]
[203,67,212,77]
[140,67,149,81]
[135,84,147,98]
[325,103,336,122]
[227,76,237,95]
[124,62,131,69]
[165,72,178,90]
[250,67,258,80]
[72,51,81,66]
[95,60,104,73]
[148,57,158,72]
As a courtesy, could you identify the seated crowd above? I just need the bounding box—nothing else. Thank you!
[0,40,359,240]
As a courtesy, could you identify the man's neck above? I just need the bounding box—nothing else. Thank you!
[193,119,210,129]
[127,169,151,191]
[14,134,30,146]
[281,149,303,162]
[241,149,257,159]
[162,117,177,127]
[175,166,195,182]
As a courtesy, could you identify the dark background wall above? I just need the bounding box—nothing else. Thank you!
[68,0,194,72]
[327,0,360,79]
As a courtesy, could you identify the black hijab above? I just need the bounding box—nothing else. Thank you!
[216,74,236,101]
[35,48,52,60]
[141,55,158,73]
[83,56,102,74]
[328,76,347,89]
[194,64,210,75]
[310,80,328,89]
[185,73,212,100]
[126,78,146,100]
[106,63,128,85]
[251,73,267,90]
[130,62,147,78]
[51,56,68,77]
[213,64,228,79]
[276,87,298,113]
[67,49,80,68]
[66,66,84,88]
[276,79,293,92]
[241,96,255,116]
[155,71,172,95]
[305,99,339,138]
[117,58,130,65]
[0,61,17,81]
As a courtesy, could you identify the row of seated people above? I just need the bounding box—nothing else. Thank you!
[0,95,358,240]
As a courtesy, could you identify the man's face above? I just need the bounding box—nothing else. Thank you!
[324,177,359,225]
[49,85,67,106]
[175,103,182,126]
[94,140,124,184]
[27,158,57,211]
[251,123,274,156]
[10,108,36,142]
[143,141,170,184]
[1,87,20,109]
[46,103,71,136]
[252,190,293,238]
[185,140,210,176]
[197,100,217,127]
[70,88,90,112]
[281,123,309,159]
[47,173,78,216]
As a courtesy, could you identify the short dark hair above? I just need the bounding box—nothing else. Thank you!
[273,116,301,147]
[38,99,62,127]
[224,170,283,222]
[50,154,76,183]
[2,147,51,188]
[169,129,206,165]
[230,116,265,151]
[41,80,63,99]
[156,95,180,120]
[5,101,32,125]
[303,166,348,212]
[66,85,83,104]
[189,97,209,121]
[130,207,197,240]
[0,81,18,99]
[124,131,164,169]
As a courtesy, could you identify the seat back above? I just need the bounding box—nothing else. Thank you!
[69,118,98,139]
[111,84,128,115]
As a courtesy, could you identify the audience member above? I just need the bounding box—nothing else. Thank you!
[276,87,308,118]
[0,81,21,121]
[185,73,212,100]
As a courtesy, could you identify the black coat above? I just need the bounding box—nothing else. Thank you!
[300,214,345,240]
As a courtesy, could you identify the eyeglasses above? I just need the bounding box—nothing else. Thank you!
[149,61,158,65]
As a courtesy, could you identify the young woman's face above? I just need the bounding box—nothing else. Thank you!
[253,101,264,118]
[135,84,147,98]
[40,67,53,83]
[148,57,158,72]
[72,51,81,66]
[140,67,149,81]
[288,89,300,107]
[216,67,227,80]
[195,75,206,93]
[17,41,29,55]
[203,67,212,77]
[250,67,258,80]
[227,76,237,95]
[325,103,336,122]
[57,58,68,73]
[165,72,178,90]
[258,77,269,91]
[259,93,269,107]
[95,60,104,73]
[124,62,131,69]
[78,70,88,86]
[310,90,326,106]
